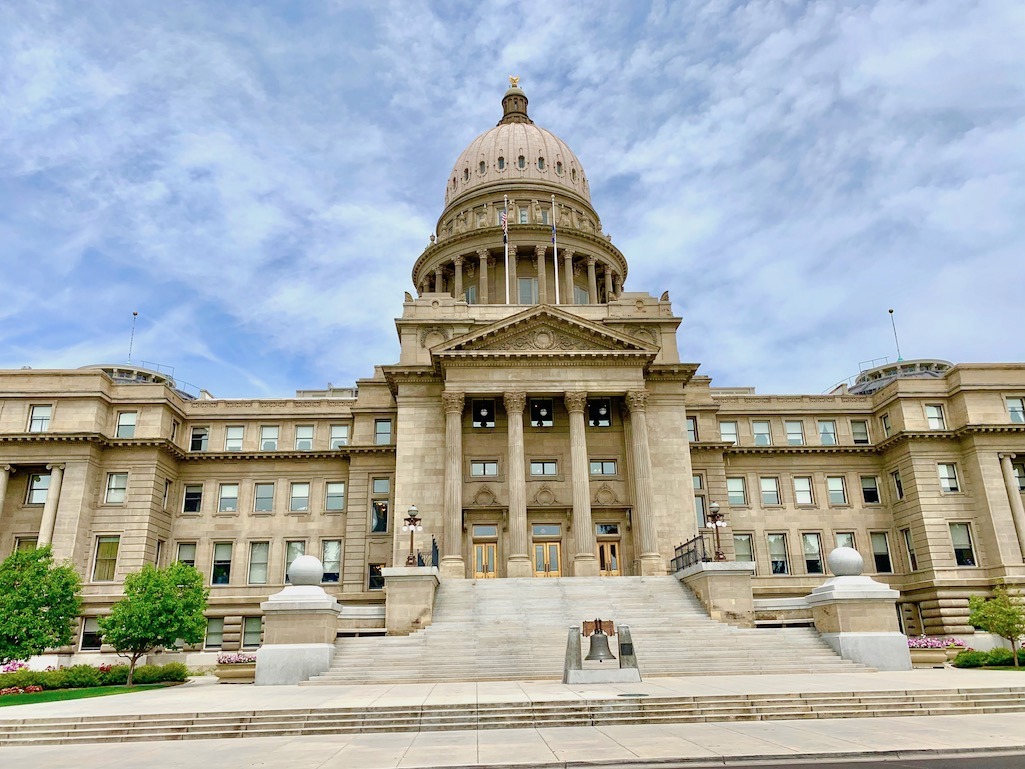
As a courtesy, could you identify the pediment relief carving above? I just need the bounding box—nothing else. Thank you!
[532,485,558,506]
[593,483,619,506]
[471,486,499,506]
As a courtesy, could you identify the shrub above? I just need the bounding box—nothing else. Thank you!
[61,664,101,689]
[953,650,988,668]
[987,648,1015,666]
[0,661,184,691]
[158,662,188,682]
[98,664,130,686]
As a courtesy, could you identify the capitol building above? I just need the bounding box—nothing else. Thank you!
[2,81,1024,660]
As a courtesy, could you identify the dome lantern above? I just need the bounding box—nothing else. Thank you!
[499,75,532,125]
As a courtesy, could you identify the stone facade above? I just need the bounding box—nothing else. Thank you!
[1,84,1024,658]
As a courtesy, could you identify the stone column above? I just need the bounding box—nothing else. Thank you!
[434,267,443,293]
[477,249,490,305]
[535,245,547,304]
[440,391,465,579]
[37,463,65,546]
[453,256,463,299]
[603,265,613,303]
[509,253,518,302]
[563,250,575,303]
[999,454,1025,560]
[504,391,532,577]
[0,465,9,527]
[565,392,599,576]
[586,256,598,304]
[626,391,664,574]
[612,272,622,298]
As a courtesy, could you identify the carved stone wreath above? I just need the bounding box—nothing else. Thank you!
[532,485,557,506]
[420,325,451,348]
[593,483,619,506]
[472,486,497,506]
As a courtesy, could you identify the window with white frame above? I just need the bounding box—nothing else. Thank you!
[881,413,892,437]
[464,284,477,304]
[949,523,977,566]
[767,533,789,574]
[573,285,590,304]
[170,420,179,441]
[752,420,771,446]
[81,617,103,651]
[1014,462,1025,492]
[871,532,892,573]
[116,411,137,438]
[589,460,617,476]
[218,483,239,513]
[242,616,262,649]
[938,463,960,492]
[518,277,538,304]
[374,419,392,445]
[835,532,856,549]
[784,420,805,445]
[901,527,918,570]
[322,540,341,583]
[719,421,738,445]
[818,420,837,445]
[368,563,385,590]
[1008,397,1025,424]
[530,460,558,476]
[693,474,706,528]
[260,425,278,451]
[793,477,814,505]
[370,478,390,533]
[733,533,754,568]
[211,542,232,584]
[727,477,747,505]
[254,482,274,513]
[285,540,305,581]
[28,404,52,432]
[686,416,698,442]
[176,542,196,567]
[851,420,870,445]
[248,542,269,584]
[182,483,203,513]
[92,536,120,581]
[105,473,128,504]
[826,476,848,505]
[15,536,38,552]
[925,404,946,430]
[190,426,209,451]
[27,473,50,504]
[325,481,346,511]
[760,477,781,506]
[295,425,314,450]
[205,618,224,649]
[861,476,881,504]
[289,482,310,512]
[163,479,171,510]
[803,533,823,574]
[330,424,350,448]
[891,470,904,500]
[470,460,498,477]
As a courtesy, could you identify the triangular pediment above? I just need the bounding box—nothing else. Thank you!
[433,305,658,359]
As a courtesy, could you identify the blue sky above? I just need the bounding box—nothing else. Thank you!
[2,1,1022,397]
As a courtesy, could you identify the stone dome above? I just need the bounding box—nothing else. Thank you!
[443,83,591,208]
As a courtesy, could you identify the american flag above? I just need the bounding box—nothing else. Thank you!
[501,209,508,243]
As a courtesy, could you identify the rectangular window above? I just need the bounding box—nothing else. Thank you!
[163,479,171,510]
[260,425,279,451]
[218,483,239,513]
[368,564,385,591]
[248,542,269,584]
[694,491,706,529]
[294,425,314,450]
[325,481,346,511]
[891,470,904,500]
[530,398,554,428]
[767,534,789,574]
[205,618,224,650]
[803,533,823,574]
[371,497,389,534]
[1014,463,1025,492]
[902,528,918,571]
[285,540,305,581]
[518,207,528,224]
[588,398,612,428]
[15,537,38,552]
[176,542,196,567]
[289,482,310,512]
[254,482,274,513]
[211,542,232,585]
[170,420,179,441]
[469,460,498,477]
[733,533,754,566]
[81,618,102,651]
[242,617,262,649]
[925,404,946,430]
[322,540,341,583]
[26,473,50,505]
[880,413,892,438]
[861,476,880,504]
[793,477,814,505]
[28,404,52,432]
[949,523,977,567]
[760,477,780,506]
[573,285,590,304]
[116,411,137,438]
[330,424,350,448]
[836,532,855,550]
[784,421,805,446]
[1008,397,1025,424]
[938,463,960,492]
[851,420,870,445]
[818,420,837,446]
[727,477,747,506]
[517,277,538,304]
[155,539,165,566]
[530,460,558,476]
[183,484,203,514]
[92,536,119,582]
[471,399,495,429]
[752,420,771,446]
[374,420,392,445]
[464,284,477,304]
[719,421,738,445]
[589,460,617,476]
[686,416,698,442]
[105,472,128,504]
[826,476,848,505]
[871,532,892,573]
[190,427,209,452]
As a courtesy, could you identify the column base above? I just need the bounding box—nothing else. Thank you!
[572,555,600,577]
[638,553,667,576]
[439,556,466,580]
[506,555,533,578]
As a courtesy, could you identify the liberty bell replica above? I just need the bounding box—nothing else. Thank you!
[584,618,617,663]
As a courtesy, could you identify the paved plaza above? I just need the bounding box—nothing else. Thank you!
[1,670,1025,768]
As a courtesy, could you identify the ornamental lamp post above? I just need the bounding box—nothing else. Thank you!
[706,501,727,561]
[402,505,423,566]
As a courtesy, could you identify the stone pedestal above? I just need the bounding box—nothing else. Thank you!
[383,566,441,635]
[256,555,341,685]
[805,547,912,671]
[676,561,756,627]
[506,555,533,578]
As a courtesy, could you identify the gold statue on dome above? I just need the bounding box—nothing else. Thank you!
[509,75,520,88]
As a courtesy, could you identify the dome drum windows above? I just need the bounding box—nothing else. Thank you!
[517,155,526,169]
[555,160,563,175]
[537,156,545,171]
[463,168,470,182]
[497,156,506,170]
[479,160,486,175]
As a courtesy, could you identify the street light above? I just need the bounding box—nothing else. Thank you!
[402,505,423,566]
[706,501,727,561]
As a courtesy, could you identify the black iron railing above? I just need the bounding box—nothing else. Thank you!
[670,534,710,572]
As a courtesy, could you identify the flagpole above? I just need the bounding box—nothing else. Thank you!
[503,195,510,304]
[551,195,559,305]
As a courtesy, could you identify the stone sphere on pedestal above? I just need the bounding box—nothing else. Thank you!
[287,555,325,585]
[827,547,864,577]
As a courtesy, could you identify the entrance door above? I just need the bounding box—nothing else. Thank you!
[598,540,621,576]
[474,542,497,579]
[533,541,562,577]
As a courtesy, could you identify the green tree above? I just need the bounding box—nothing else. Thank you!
[0,545,82,664]
[98,562,209,685]
[968,586,1025,667]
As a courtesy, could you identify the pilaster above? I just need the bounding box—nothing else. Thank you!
[566,391,598,576]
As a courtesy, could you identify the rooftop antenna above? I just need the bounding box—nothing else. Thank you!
[128,311,139,364]
[888,309,903,362]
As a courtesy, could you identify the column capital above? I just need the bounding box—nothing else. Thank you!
[504,391,527,414]
[625,390,649,413]
[999,453,1017,461]
[534,244,546,258]
[453,254,463,266]
[441,391,465,414]
[586,255,597,266]
[564,391,588,414]
[1,464,11,473]
[476,248,490,260]
[45,463,66,472]
[562,249,575,260]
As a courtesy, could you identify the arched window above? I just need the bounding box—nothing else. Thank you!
[556,161,563,175]
[537,157,545,170]
[497,156,505,170]
[463,168,469,181]
[479,161,486,174]
[571,168,577,181]
[518,155,526,169]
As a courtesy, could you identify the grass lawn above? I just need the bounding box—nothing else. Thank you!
[0,683,174,707]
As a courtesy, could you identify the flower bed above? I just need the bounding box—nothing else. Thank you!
[217,653,257,665]
[0,662,187,694]
[214,653,257,684]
